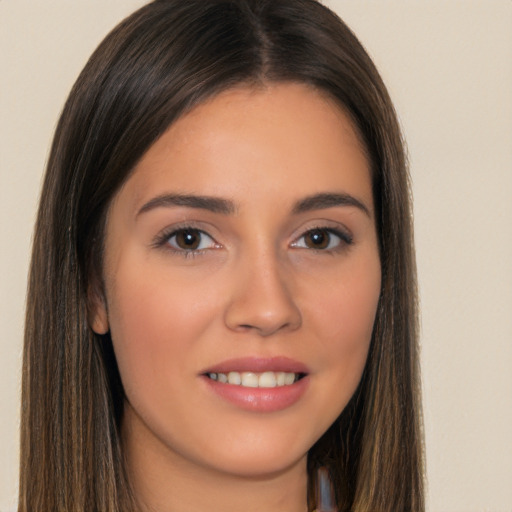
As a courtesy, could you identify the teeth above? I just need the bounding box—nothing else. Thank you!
[227,371,241,385]
[284,372,296,385]
[241,372,259,387]
[207,371,300,388]
[259,371,277,388]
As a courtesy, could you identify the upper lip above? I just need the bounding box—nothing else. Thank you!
[201,356,310,375]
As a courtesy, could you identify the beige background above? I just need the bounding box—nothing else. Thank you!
[1,1,511,511]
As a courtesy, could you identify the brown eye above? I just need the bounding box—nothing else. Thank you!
[291,227,352,251]
[174,229,200,250]
[303,229,330,249]
[168,228,215,251]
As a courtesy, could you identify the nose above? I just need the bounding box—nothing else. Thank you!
[223,249,302,337]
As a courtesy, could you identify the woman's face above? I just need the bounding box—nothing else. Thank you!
[92,83,381,480]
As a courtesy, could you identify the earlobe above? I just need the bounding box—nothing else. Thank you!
[88,287,109,335]
[90,303,109,334]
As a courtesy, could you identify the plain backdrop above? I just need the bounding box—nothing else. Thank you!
[1,2,511,511]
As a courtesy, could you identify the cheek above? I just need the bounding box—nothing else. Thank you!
[315,253,380,332]
[105,261,218,399]
[309,253,381,399]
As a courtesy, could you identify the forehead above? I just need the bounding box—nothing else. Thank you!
[117,82,372,215]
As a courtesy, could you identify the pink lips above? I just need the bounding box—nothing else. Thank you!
[202,356,309,375]
[200,356,310,413]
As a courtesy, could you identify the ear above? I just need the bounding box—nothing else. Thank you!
[87,280,109,335]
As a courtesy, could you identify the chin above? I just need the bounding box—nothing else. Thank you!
[187,424,319,479]
[203,450,308,480]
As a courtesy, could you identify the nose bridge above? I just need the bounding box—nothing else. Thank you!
[224,242,302,336]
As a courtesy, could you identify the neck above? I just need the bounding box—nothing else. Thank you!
[122,405,309,512]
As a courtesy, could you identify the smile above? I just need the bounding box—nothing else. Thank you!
[201,357,310,412]
[206,371,302,388]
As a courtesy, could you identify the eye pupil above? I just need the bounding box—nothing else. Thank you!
[176,229,200,250]
[305,229,329,249]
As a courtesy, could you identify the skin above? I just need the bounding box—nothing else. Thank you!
[91,82,381,512]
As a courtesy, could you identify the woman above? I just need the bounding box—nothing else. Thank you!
[20,0,423,511]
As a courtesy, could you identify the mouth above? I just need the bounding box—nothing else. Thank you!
[199,356,310,411]
[205,371,306,388]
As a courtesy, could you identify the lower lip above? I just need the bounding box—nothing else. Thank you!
[201,375,309,412]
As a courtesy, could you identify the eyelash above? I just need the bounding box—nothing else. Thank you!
[152,225,353,258]
[291,226,353,252]
[153,224,217,258]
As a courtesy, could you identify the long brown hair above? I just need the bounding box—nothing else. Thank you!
[20,1,423,510]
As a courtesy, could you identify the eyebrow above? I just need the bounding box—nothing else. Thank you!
[292,192,371,217]
[137,193,237,216]
[136,191,370,218]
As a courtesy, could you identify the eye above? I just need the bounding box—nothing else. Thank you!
[166,228,217,252]
[292,227,352,251]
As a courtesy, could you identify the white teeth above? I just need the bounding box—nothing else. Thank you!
[207,371,300,388]
[241,372,259,387]
[258,371,277,388]
[284,372,296,385]
[227,371,241,385]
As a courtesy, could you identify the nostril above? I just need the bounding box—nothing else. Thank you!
[234,320,296,337]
